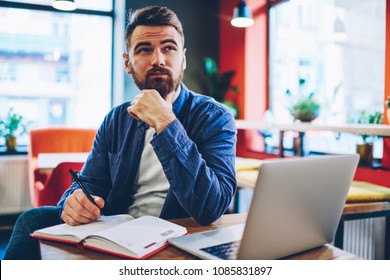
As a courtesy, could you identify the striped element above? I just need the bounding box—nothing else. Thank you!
[0,156,31,214]
[343,218,385,260]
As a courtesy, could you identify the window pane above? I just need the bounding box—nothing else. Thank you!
[6,0,113,11]
[269,0,385,156]
[0,7,112,140]
[71,0,113,11]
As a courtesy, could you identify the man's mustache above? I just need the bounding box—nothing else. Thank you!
[146,67,172,77]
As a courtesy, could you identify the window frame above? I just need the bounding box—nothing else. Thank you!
[220,0,390,158]
[0,0,116,108]
[0,0,116,153]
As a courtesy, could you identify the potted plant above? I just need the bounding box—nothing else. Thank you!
[289,92,321,122]
[203,57,239,117]
[0,108,30,151]
[356,111,382,165]
[285,79,320,122]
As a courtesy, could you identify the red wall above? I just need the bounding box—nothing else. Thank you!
[220,0,268,154]
[381,0,390,169]
[221,0,390,188]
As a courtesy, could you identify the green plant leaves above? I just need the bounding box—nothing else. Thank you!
[203,57,237,103]
[204,57,218,76]
[289,94,320,122]
[357,111,383,143]
[0,108,30,138]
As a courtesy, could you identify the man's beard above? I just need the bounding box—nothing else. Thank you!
[131,65,184,98]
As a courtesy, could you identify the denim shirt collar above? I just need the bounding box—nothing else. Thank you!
[172,83,189,117]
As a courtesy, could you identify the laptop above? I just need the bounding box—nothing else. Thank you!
[168,154,359,260]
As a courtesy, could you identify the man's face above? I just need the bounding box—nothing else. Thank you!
[124,25,186,98]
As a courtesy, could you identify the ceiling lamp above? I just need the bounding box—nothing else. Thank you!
[231,0,254,28]
[52,0,77,11]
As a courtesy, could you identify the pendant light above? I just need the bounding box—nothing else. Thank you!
[231,0,254,28]
[52,0,77,11]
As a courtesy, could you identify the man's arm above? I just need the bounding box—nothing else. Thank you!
[57,113,114,221]
[128,88,236,225]
[151,105,237,225]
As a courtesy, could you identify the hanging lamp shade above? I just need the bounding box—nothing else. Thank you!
[52,0,77,11]
[231,0,254,28]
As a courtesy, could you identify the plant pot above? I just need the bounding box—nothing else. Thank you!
[291,108,320,122]
[5,135,17,152]
[356,143,373,165]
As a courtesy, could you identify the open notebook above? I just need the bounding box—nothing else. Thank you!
[32,215,187,259]
[169,154,359,260]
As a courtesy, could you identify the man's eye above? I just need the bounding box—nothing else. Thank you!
[164,46,175,51]
[137,48,151,54]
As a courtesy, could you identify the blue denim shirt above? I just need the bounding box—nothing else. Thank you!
[57,84,237,225]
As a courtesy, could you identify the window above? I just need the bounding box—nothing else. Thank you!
[268,0,386,157]
[0,1,114,146]
[8,0,113,11]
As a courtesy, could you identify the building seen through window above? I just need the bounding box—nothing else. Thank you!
[268,0,385,157]
[0,1,113,146]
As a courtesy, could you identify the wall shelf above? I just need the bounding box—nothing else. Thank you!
[236,120,390,137]
[236,120,390,157]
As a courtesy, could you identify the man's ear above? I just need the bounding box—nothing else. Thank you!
[183,48,187,70]
[123,53,132,74]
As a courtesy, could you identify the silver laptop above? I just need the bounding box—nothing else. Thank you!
[169,154,359,260]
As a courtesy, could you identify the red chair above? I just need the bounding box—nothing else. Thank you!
[34,162,84,207]
[28,128,97,207]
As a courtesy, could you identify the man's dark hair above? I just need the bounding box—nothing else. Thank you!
[124,6,184,52]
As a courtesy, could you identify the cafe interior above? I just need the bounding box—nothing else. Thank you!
[0,0,390,260]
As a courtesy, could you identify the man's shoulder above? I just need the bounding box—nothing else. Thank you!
[185,89,226,111]
[180,89,236,133]
[188,90,234,118]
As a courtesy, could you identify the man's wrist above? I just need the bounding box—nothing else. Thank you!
[155,114,176,134]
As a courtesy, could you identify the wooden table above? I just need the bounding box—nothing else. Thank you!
[39,213,359,260]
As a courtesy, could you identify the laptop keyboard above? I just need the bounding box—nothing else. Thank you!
[200,240,241,260]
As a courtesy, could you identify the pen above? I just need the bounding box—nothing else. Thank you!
[68,169,99,207]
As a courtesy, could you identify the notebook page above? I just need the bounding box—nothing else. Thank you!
[85,216,187,257]
[34,214,134,241]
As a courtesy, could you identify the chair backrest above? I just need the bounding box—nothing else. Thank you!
[28,128,97,207]
[29,128,97,158]
[35,161,85,206]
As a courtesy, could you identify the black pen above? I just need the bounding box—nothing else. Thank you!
[68,169,99,207]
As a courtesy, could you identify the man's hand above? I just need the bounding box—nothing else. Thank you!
[127,89,176,133]
[61,189,105,226]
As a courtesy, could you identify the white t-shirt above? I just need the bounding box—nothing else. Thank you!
[127,127,169,218]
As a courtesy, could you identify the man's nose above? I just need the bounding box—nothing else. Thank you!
[151,49,165,66]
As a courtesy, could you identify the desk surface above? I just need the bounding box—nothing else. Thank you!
[39,213,359,260]
[342,201,390,217]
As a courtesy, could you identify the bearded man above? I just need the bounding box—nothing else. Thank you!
[4,6,236,259]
